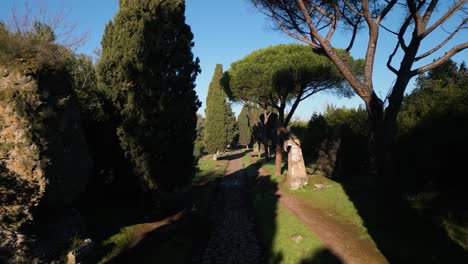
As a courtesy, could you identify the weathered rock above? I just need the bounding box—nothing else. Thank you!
[289,233,304,243]
[285,134,308,190]
[253,143,260,152]
[313,183,331,190]
[0,66,92,262]
[67,238,94,264]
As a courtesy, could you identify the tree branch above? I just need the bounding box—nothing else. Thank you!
[415,18,467,61]
[343,0,364,16]
[412,42,468,75]
[376,0,398,25]
[386,41,400,74]
[268,7,320,48]
[325,3,340,41]
[422,0,465,38]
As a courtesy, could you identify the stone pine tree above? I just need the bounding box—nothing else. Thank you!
[251,0,468,180]
[97,0,200,193]
[204,64,227,157]
[225,44,360,175]
[238,105,252,148]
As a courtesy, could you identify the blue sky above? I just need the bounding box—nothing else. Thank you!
[1,0,466,120]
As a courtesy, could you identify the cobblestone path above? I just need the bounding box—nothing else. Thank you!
[199,152,262,264]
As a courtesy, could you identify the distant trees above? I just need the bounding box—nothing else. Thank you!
[70,54,105,121]
[98,0,200,192]
[396,59,468,207]
[251,0,468,178]
[224,44,360,175]
[224,102,238,148]
[204,64,228,155]
[238,105,253,148]
[196,114,205,142]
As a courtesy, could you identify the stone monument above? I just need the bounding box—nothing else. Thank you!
[286,134,308,190]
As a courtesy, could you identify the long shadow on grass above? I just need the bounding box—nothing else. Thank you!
[339,175,468,263]
[219,149,251,161]
[252,156,343,264]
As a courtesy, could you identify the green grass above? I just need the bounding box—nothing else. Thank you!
[252,158,382,263]
[97,156,226,263]
[193,157,228,184]
[282,175,369,239]
[195,159,218,177]
[251,156,341,263]
[243,152,252,167]
[443,218,468,251]
[253,190,329,263]
[99,225,138,263]
[260,160,282,183]
[260,159,370,239]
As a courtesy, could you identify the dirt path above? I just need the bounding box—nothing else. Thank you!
[199,151,262,264]
[259,168,388,264]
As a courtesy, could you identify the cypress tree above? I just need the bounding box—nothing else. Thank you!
[98,0,200,191]
[224,102,238,147]
[238,105,252,148]
[204,64,227,154]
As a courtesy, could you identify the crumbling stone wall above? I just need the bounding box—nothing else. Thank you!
[0,66,91,263]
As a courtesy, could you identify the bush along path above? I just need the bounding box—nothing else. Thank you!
[197,151,263,264]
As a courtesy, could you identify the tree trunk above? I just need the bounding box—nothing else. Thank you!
[275,142,282,176]
[381,76,412,192]
[275,121,286,176]
[365,92,385,178]
[262,110,272,161]
[263,141,270,159]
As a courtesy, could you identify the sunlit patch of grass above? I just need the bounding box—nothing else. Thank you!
[99,225,139,263]
[195,160,218,177]
[193,158,227,184]
[442,217,468,251]
[253,180,326,263]
[284,175,372,241]
[243,152,252,167]
[259,160,374,242]
[252,157,334,263]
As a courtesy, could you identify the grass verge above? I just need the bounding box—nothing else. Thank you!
[250,157,339,263]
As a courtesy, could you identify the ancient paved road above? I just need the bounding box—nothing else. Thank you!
[200,152,262,264]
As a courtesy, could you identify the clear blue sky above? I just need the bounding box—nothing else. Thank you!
[1,0,466,120]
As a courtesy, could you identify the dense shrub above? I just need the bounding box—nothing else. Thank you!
[396,60,468,208]
[290,106,368,179]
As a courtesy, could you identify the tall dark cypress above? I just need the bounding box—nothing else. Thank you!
[204,64,227,154]
[98,0,200,191]
[238,105,252,148]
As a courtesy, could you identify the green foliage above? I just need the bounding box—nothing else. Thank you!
[204,64,227,153]
[31,21,56,44]
[193,140,205,161]
[291,106,368,178]
[98,0,200,191]
[323,105,368,135]
[196,114,204,141]
[224,44,359,106]
[398,60,468,135]
[70,54,106,121]
[238,105,252,147]
[0,23,70,74]
[396,60,468,201]
[224,102,238,147]
[224,44,361,174]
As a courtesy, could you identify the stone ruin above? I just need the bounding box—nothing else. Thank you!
[285,134,308,190]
